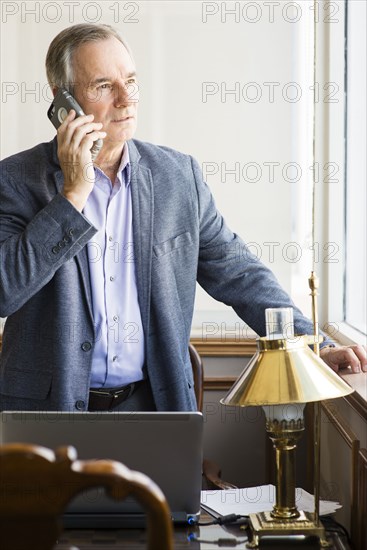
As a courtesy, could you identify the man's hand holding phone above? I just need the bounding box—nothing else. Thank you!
[57,109,106,212]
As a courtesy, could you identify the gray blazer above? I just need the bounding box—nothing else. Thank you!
[0,138,318,411]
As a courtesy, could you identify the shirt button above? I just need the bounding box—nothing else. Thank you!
[109,236,113,242]
[81,341,92,352]
[113,315,118,322]
[75,400,85,410]
[110,276,115,282]
[113,356,118,362]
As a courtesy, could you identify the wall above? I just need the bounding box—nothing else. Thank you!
[0,0,316,332]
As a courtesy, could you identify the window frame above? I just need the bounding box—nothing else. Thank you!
[315,0,366,347]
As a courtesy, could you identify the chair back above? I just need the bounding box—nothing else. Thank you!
[189,343,204,411]
[0,443,174,550]
[189,344,239,490]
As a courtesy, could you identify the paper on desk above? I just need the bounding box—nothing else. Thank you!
[201,485,341,517]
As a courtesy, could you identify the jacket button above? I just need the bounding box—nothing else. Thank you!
[75,400,85,410]
[81,341,92,352]
[52,246,59,254]
[58,240,65,248]
[67,228,74,237]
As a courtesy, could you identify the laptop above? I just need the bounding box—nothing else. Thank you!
[0,411,203,527]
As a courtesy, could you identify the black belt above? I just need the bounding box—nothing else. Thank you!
[88,381,143,411]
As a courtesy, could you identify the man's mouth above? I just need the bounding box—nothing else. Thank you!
[111,115,134,123]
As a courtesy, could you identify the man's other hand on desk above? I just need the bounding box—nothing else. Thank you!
[320,344,367,373]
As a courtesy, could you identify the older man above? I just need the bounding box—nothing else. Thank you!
[0,24,365,413]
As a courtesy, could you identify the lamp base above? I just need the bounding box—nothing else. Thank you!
[246,510,330,548]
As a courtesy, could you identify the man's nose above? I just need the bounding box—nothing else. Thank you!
[114,82,139,106]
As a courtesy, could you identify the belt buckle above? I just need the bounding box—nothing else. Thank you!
[113,384,132,399]
[90,389,110,396]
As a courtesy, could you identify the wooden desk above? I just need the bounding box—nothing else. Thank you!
[55,512,351,549]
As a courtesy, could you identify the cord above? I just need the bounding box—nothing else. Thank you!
[320,515,352,544]
[188,513,249,526]
[187,533,248,546]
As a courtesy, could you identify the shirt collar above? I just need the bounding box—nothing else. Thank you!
[116,143,131,187]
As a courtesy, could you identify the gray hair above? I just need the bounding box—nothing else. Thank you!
[45,23,133,91]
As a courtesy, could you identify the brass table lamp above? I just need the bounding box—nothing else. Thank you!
[221,308,353,548]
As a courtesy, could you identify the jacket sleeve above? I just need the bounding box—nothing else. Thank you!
[191,156,325,341]
[0,170,97,317]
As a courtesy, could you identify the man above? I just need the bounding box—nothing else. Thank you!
[0,24,365,413]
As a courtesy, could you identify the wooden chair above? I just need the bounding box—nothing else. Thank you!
[189,343,237,490]
[189,343,204,411]
[0,443,174,550]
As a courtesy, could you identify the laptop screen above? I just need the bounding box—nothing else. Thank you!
[0,411,203,526]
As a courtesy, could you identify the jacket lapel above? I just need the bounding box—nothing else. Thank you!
[53,138,153,335]
[128,140,153,339]
[54,169,94,326]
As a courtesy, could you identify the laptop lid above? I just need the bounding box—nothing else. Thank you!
[0,411,203,526]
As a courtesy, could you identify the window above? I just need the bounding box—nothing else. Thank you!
[318,0,367,344]
[344,0,367,336]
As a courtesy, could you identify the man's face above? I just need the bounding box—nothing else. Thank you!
[72,37,139,147]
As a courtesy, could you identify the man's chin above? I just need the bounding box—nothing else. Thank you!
[105,130,136,147]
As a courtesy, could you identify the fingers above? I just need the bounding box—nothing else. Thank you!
[340,345,367,373]
[319,347,342,372]
[56,109,106,212]
[58,111,106,153]
[340,348,363,373]
[321,345,367,373]
[350,344,367,372]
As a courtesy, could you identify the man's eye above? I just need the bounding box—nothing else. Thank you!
[126,78,137,85]
[99,83,112,90]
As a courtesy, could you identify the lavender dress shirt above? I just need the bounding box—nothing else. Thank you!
[83,145,145,388]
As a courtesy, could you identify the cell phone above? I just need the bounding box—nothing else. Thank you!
[47,88,103,161]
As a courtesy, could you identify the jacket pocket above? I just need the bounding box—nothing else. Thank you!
[0,369,52,399]
[153,231,192,258]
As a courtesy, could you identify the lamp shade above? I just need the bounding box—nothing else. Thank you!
[221,336,354,406]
